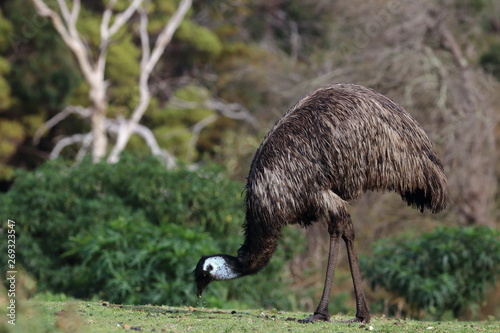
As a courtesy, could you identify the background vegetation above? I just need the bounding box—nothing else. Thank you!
[0,0,499,321]
[361,227,500,320]
[0,156,304,310]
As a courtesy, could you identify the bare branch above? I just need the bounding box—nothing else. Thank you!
[187,114,219,161]
[33,106,91,144]
[134,124,177,168]
[32,0,72,45]
[107,120,176,168]
[70,0,81,24]
[99,0,143,74]
[138,6,150,70]
[107,0,144,39]
[56,0,72,26]
[100,0,118,39]
[107,0,192,163]
[46,111,176,167]
[170,97,261,129]
[205,99,260,129]
[50,133,92,160]
[75,132,94,163]
[56,0,80,40]
[31,0,96,85]
[145,0,192,75]
[438,23,468,69]
[422,46,448,110]
[130,0,192,124]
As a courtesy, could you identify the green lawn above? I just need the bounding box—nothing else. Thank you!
[3,300,500,333]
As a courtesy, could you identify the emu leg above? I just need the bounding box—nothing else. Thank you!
[298,232,340,323]
[340,228,371,324]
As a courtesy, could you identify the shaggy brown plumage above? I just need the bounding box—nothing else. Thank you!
[195,83,448,324]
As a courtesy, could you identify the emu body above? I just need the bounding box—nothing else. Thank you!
[194,83,448,323]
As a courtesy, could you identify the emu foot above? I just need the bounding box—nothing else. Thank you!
[298,312,330,323]
[338,316,370,324]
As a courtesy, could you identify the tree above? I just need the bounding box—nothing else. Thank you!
[31,0,192,165]
[0,8,16,179]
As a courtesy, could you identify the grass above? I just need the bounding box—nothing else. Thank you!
[2,300,499,333]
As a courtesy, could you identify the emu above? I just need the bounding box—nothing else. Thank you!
[194,83,448,324]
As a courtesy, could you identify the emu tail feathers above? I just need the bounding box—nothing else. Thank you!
[400,150,448,213]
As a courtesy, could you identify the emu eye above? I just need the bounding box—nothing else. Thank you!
[207,264,213,272]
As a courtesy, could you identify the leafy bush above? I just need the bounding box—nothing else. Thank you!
[480,42,500,80]
[360,226,500,319]
[0,155,303,309]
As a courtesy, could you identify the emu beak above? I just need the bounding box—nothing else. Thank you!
[196,271,213,297]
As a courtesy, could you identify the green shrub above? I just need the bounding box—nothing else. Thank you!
[360,226,500,319]
[480,42,500,80]
[0,155,303,309]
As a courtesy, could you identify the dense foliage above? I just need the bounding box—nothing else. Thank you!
[360,226,500,319]
[0,156,303,309]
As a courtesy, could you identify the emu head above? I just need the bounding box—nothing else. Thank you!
[194,255,240,296]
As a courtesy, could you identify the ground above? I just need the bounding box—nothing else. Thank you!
[2,301,500,332]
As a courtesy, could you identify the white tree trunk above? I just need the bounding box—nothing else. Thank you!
[31,0,111,162]
[90,99,108,162]
[107,0,192,163]
[32,0,192,165]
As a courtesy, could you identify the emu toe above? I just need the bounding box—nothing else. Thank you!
[338,315,370,324]
[298,312,330,323]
